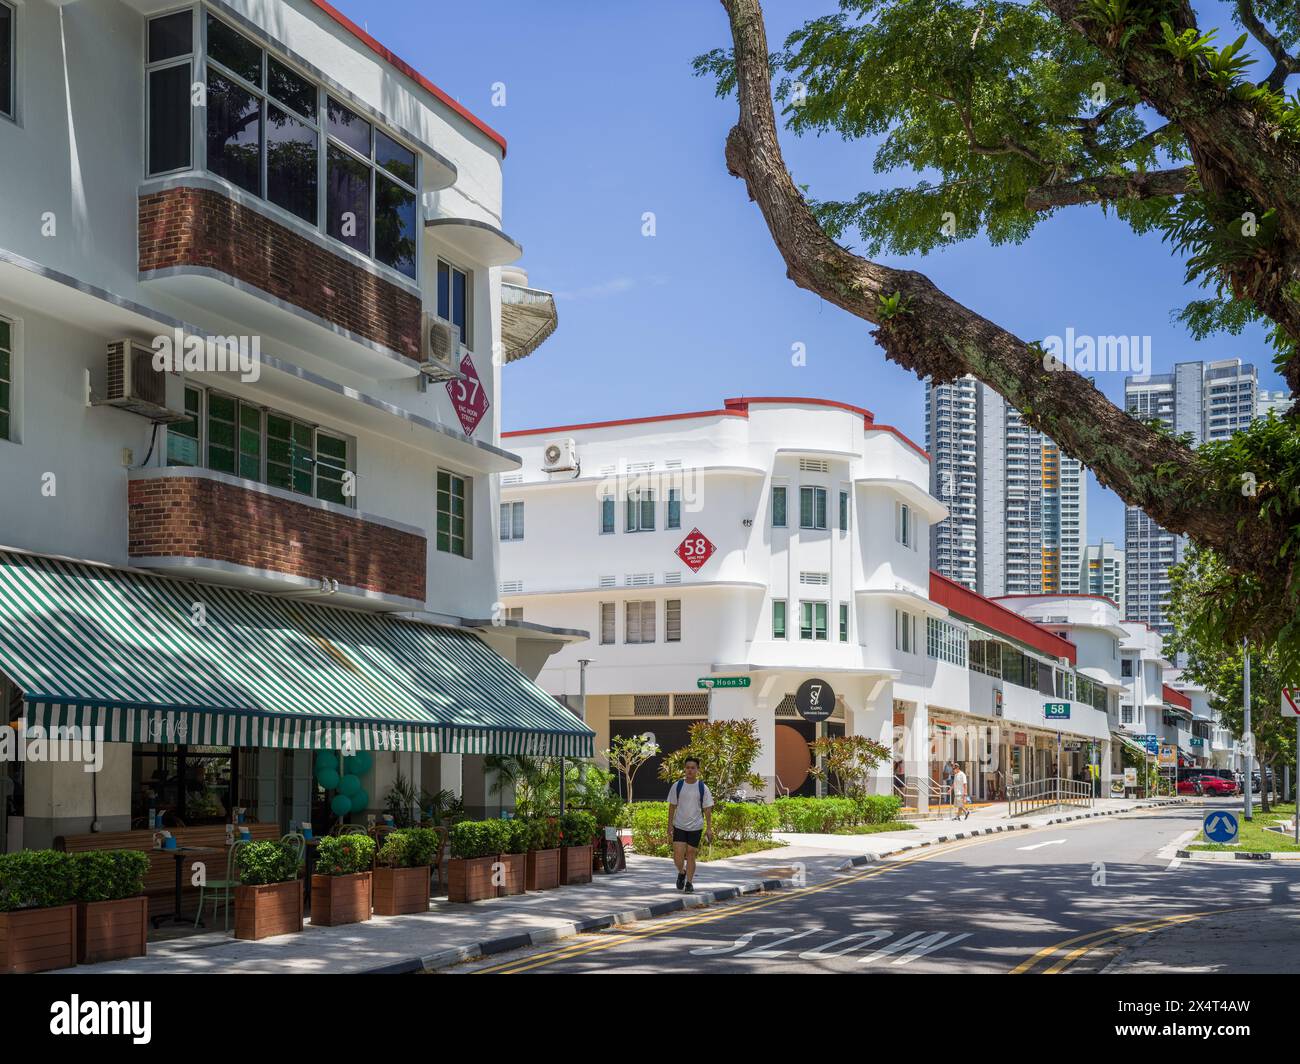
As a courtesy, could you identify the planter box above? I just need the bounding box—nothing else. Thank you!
[234,880,303,941]
[372,865,430,915]
[77,896,148,965]
[560,844,594,886]
[0,904,77,973]
[309,872,371,927]
[498,852,527,897]
[447,855,497,903]
[525,848,560,891]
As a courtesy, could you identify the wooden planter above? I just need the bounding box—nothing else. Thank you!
[0,904,77,973]
[234,880,303,941]
[372,865,430,916]
[561,844,594,885]
[310,872,372,927]
[77,896,148,964]
[447,855,497,903]
[525,848,560,891]
[498,852,527,897]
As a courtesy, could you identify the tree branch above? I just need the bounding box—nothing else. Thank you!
[1236,0,1300,90]
[718,0,1275,576]
[1025,165,1194,210]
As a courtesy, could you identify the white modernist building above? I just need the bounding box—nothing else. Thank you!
[1081,540,1126,618]
[0,0,589,851]
[500,397,1116,806]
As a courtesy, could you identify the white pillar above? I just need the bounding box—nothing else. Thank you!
[904,701,930,813]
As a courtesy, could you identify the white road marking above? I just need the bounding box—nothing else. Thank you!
[1018,838,1067,851]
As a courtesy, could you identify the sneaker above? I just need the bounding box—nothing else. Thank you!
[676,871,686,891]
[684,881,695,894]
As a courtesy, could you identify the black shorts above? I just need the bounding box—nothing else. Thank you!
[672,827,703,848]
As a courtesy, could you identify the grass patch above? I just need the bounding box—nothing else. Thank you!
[1187,805,1300,852]
[830,822,916,835]
[635,839,788,862]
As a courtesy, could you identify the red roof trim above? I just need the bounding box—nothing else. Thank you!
[501,409,745,438]
[723,396,875,423]
[866,424,930,461]
[309,0,507,157]
[1162,684,1192,710]
[929,571,1078,664]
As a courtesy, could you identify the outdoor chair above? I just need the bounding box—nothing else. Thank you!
[195,839,247,933]
[280,832,306,874]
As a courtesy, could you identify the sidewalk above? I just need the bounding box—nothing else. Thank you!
[58,798,1181,975]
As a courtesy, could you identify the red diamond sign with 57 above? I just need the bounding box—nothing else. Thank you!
[446,353,489,436]
[675,529,715,573]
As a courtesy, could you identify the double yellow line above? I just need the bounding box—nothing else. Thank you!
[472,836,991,974]
[1012,906,1245,974]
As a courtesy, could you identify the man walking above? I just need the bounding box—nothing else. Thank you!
[952,761,971,820]
[667,757,714,893]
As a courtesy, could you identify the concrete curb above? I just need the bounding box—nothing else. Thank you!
[1174,848,1300,862]
[368,799,1189,974]
[363,875,792,974]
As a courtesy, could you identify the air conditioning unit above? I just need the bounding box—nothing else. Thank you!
[542,437,578,473]
[419,314,461,380]
[93,340,188,423]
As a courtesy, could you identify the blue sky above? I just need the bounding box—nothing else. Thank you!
[336,0,1285,547]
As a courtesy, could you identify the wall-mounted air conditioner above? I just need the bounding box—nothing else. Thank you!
[91,340,187,423]
[542,437,578,473]
[420,314,461,381]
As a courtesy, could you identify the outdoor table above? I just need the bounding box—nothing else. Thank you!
[152,845,218,928]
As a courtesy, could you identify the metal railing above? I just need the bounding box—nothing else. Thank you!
[1007,776,1094,817]
[893,774,952,810]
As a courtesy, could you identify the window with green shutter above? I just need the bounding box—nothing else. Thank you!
[772,599,787,639]
[437,469,468,556]
[167,386,201,466]
[0,318,13,442]
[772,486,787,527]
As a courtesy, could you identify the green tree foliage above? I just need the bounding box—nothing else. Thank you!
[808,734,891,797]
[657,718,766,799]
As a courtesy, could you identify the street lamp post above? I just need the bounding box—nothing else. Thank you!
[1243,638,1252,822]
[562,659,593,816]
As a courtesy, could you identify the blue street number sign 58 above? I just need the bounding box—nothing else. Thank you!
[1203,811,1239,845]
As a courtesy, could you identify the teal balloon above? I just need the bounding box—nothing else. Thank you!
[330,794,353,816]
[339,773,361,797]
[344,751,372,774]
[315,751,338,770]
[316,768,340,790]
[351,790,368,812]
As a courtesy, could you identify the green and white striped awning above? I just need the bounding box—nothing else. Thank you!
[0,551,592,757]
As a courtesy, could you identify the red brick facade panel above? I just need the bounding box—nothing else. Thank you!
[138,186,422,359]
[129,477,426,602]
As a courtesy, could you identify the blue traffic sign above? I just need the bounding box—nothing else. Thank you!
[1203,811,1239,845]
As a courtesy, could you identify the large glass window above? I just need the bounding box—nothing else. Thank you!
[0,2,14,120]
[132,744,240,827]
[500,500,524,541]
[625,489,655,532]
[666,488,681,530]
[800,486,827,530]
[0,317,10,442]
[437,470,469,557]
[146,10,194,175]
[437,260,471,347]
[167,387,353,505]
[626,601,656,644]
[801,601,828,641]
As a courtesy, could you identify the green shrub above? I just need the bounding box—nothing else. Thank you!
[314,834,375,877]
[773,795,904,832]
[394,827,441,867]
[528,817,562,850]
[559,810,597,847]
[713,802,778,842]
[628,802,671,851]
[449,819,509,860]
[0,850,76,912]
[237,840,300,886]
[504,818,530,854]
[71,850,149,903]
[852,794,902,824]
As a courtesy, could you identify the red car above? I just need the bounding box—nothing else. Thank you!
[1177,775,1237,796]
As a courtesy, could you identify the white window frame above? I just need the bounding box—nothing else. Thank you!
[598,602,615,645]
[800,486,828,530]
[772,484,788,528]
[499,500,524,541]
[666,488,681,531]
[625,489,656,533]
[772,599,787,640]
[144,6,197,177]
[666,599,681,643]
[800,601,829,641]
[625,600,657,644]
[896,502,914,549]
[436,258,473,350]
[436,468,471,558]
[599,493,615,535]
[895,608,916,653]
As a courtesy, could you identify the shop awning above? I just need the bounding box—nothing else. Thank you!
[1114,733,1155,760]
[0,551,592,757]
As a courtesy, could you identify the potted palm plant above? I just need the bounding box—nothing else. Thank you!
[447,819,508,902]
[373,827,437,915]
[0,849,77,973]
[234,839,303,941]
[310,833,375,927]
[524,817,561,891]
[559,811,597,885]
[72,850,150,964]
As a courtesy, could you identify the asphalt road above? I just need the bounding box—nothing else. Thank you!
[450,800,1300,974]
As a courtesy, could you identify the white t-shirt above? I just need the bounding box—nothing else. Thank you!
[952,769,969,797]
[668,779,715,831]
